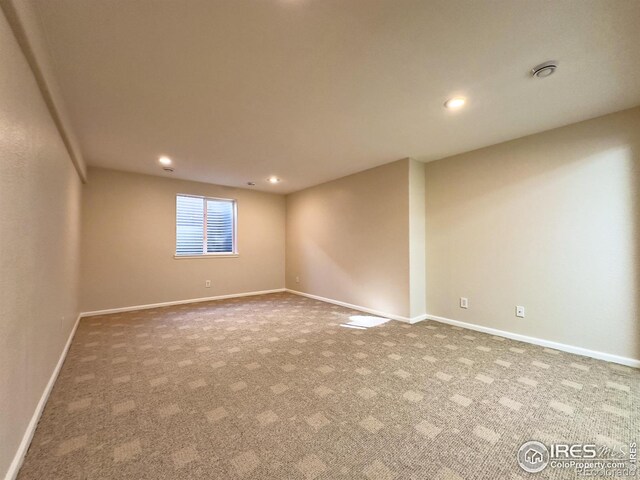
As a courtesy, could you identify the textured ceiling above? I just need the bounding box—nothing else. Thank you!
[30,0,640,193]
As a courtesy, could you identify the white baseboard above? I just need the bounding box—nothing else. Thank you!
[284,289,638,368]
[5,312,82,480]
[285,289,426,324]
[410,313,429,324]
[426,314,640,368]
[80,288,287,317]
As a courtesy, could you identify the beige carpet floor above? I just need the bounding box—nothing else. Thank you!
[17,292,638,479]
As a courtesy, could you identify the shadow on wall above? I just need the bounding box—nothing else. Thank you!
[287,160,410,318]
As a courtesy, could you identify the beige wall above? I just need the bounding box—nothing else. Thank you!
[286,159,412,318]
[0,9,82,478]
[425,107,640,360]
[81,168,286,312]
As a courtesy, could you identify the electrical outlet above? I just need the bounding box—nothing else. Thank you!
[295,276,300,283]
[516,306,525,318]
[205,280,211,288]
[460,297,468,309]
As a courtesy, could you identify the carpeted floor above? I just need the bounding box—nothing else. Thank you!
[17,292,638,479]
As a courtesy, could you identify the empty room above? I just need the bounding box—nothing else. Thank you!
[1,0,639,479]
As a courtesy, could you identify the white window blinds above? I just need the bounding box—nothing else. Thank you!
[176,195,236,256]
[206,199,234,253]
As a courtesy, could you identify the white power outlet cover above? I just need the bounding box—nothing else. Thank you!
[460,297,468,309]
[516,306,525,318]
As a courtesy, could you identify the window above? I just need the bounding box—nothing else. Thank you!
[175,194,237,256]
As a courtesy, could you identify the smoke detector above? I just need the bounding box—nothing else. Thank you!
[531,61,558,78]
[162,166,174,173]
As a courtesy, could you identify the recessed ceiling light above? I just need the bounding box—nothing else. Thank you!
[444,97,466,109]
[267,176,281,184]
[531,61,558,78]
[158,156,172,166]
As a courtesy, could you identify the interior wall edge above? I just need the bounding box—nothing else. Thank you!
[408,158,427,318]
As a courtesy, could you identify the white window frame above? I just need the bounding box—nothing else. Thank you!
[174,193,238,259]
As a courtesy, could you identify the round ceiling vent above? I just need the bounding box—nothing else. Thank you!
[531,61,558,78]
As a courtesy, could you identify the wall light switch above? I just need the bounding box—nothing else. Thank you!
[296,276,300,283]
[205,280,211,288]
[516,306,525,318]
[460,297,468,309]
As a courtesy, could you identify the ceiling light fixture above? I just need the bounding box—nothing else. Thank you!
[531,61,558,78]
[444,97,466,110]
[158,156,172,166]
[267,176,281,184]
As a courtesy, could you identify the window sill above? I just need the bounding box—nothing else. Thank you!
[174,254,239,259]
